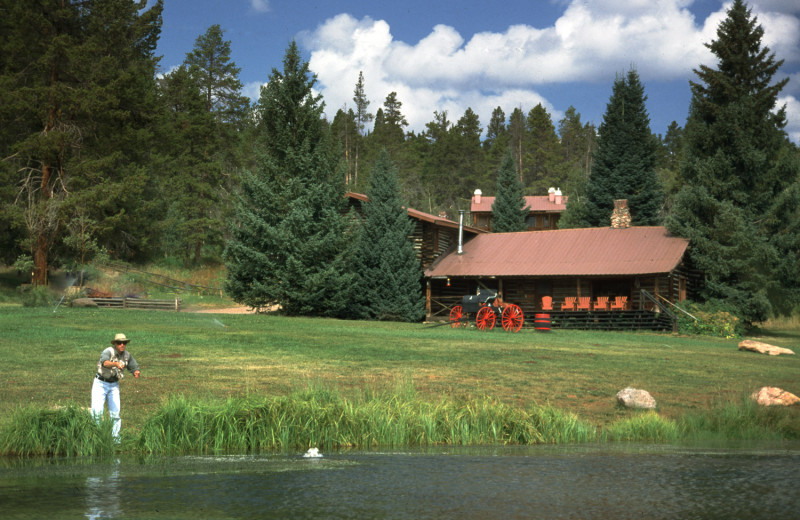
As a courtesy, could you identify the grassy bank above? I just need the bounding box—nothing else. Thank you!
[0,306,798,455]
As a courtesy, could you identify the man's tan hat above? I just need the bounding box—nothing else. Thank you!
[113,333,130,344]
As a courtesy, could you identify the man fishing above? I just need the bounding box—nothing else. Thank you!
[91,333,140,441]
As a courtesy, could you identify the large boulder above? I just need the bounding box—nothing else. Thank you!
[71,298,98,308]
[751,387,800,406]
[616,387,656,409]
[738,340,795,356]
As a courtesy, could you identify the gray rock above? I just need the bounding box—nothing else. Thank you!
[616,387,656,409]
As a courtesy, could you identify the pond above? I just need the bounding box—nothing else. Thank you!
[2,443,799,519]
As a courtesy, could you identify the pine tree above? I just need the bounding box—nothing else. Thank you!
[352,149,425,322]
[557,107,597,229]
[224,41,356,316]
[184,24,250,126]
[524,103,561,193]
[0,0,164,281]
[666,0,800,323]
[484,106,510,184]
[491,151,529,232]
[584,69,663,227]
[454,108,486,200]
[351,71,373,186]
[508,108,526,182]
[331,107,358,185]
[154,64,221,263]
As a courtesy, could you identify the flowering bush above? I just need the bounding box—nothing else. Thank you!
[677,301,743,338]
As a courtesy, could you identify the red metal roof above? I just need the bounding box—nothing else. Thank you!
[346,192,484,234]
[471,195,567,213]
[425,227,689,277]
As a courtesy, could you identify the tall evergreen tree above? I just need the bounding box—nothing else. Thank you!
[508,107,526,182]
[524,103,561,193]
[184,24,250,126]
[331,107,357,185]
[371,91,407,152]
[454,107,486,198]
[351,71,373,186]
[491,151,529,232]
[154,64,221,263]
[224,41,355,316]
[557,107,597,229]
[352,149,425,322]
[0,0,164,282]
[484,106,509,184]
[656,121,685,211]
[584,68,663,227]
[666,0,800,323]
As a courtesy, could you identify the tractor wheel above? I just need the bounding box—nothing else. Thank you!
[449,305,466,328]
[476,306,496,331]
[502,304,524,332]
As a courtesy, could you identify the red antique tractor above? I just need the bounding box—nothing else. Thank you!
[449,288,524,332]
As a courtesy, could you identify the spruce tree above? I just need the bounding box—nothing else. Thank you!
[352,149,425,322]
[491,151,529,232]
[584,69,663,227]
[224,41,356,316]
[666,0,800,323]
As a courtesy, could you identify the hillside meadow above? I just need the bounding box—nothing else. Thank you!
[1,302,798,454]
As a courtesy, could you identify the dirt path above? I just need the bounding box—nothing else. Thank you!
[193,306,257,314]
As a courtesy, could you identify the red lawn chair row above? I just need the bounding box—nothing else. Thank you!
[542,296,628,311]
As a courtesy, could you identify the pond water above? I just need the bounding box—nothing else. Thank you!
[2,443,799,519]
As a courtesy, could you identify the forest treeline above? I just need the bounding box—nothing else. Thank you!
[1,0,798,324]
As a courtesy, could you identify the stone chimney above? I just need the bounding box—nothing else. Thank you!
[554,188,563,205]
[548,187,556,202]
[611,199,631,228]
[473,189,482,205]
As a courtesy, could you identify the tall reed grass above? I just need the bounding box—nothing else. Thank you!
[679,394,800,442]
[0,405,116,457]
[2,385,797,457]
[133,384,600,455]
[602,411,682,442]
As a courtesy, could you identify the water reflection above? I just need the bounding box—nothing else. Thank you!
[84,461,122,519]
[1,444,798,519]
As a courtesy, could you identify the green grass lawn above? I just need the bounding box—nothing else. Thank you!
[2,305,798,438]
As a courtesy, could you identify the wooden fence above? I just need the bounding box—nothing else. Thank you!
[89,297,182,311]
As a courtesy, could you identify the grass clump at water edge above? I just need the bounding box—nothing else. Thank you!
[0,405,116,457]
[1,384,798,457]
[135,384,593,455]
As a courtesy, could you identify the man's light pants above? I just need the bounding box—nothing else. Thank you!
[91,378,121,440]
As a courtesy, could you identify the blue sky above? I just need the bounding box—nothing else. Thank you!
[154,0,800,142]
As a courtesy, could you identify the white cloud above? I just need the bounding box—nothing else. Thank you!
[300,1,799,141]
[779,95,800,144]
[243,80,266,102]
[250,0,269,13]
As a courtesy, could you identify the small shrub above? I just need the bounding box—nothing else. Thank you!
[676,301,744,338]
[603,411,681,442]
[21,285,53,307]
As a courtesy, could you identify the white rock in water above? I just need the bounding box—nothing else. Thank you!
[303,447,322,458]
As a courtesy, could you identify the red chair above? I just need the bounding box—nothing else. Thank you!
[593,296,609,311]
[561,296,576,311]
[541,296,553,311]
[610,296,628,310]
[576,297,591,311]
